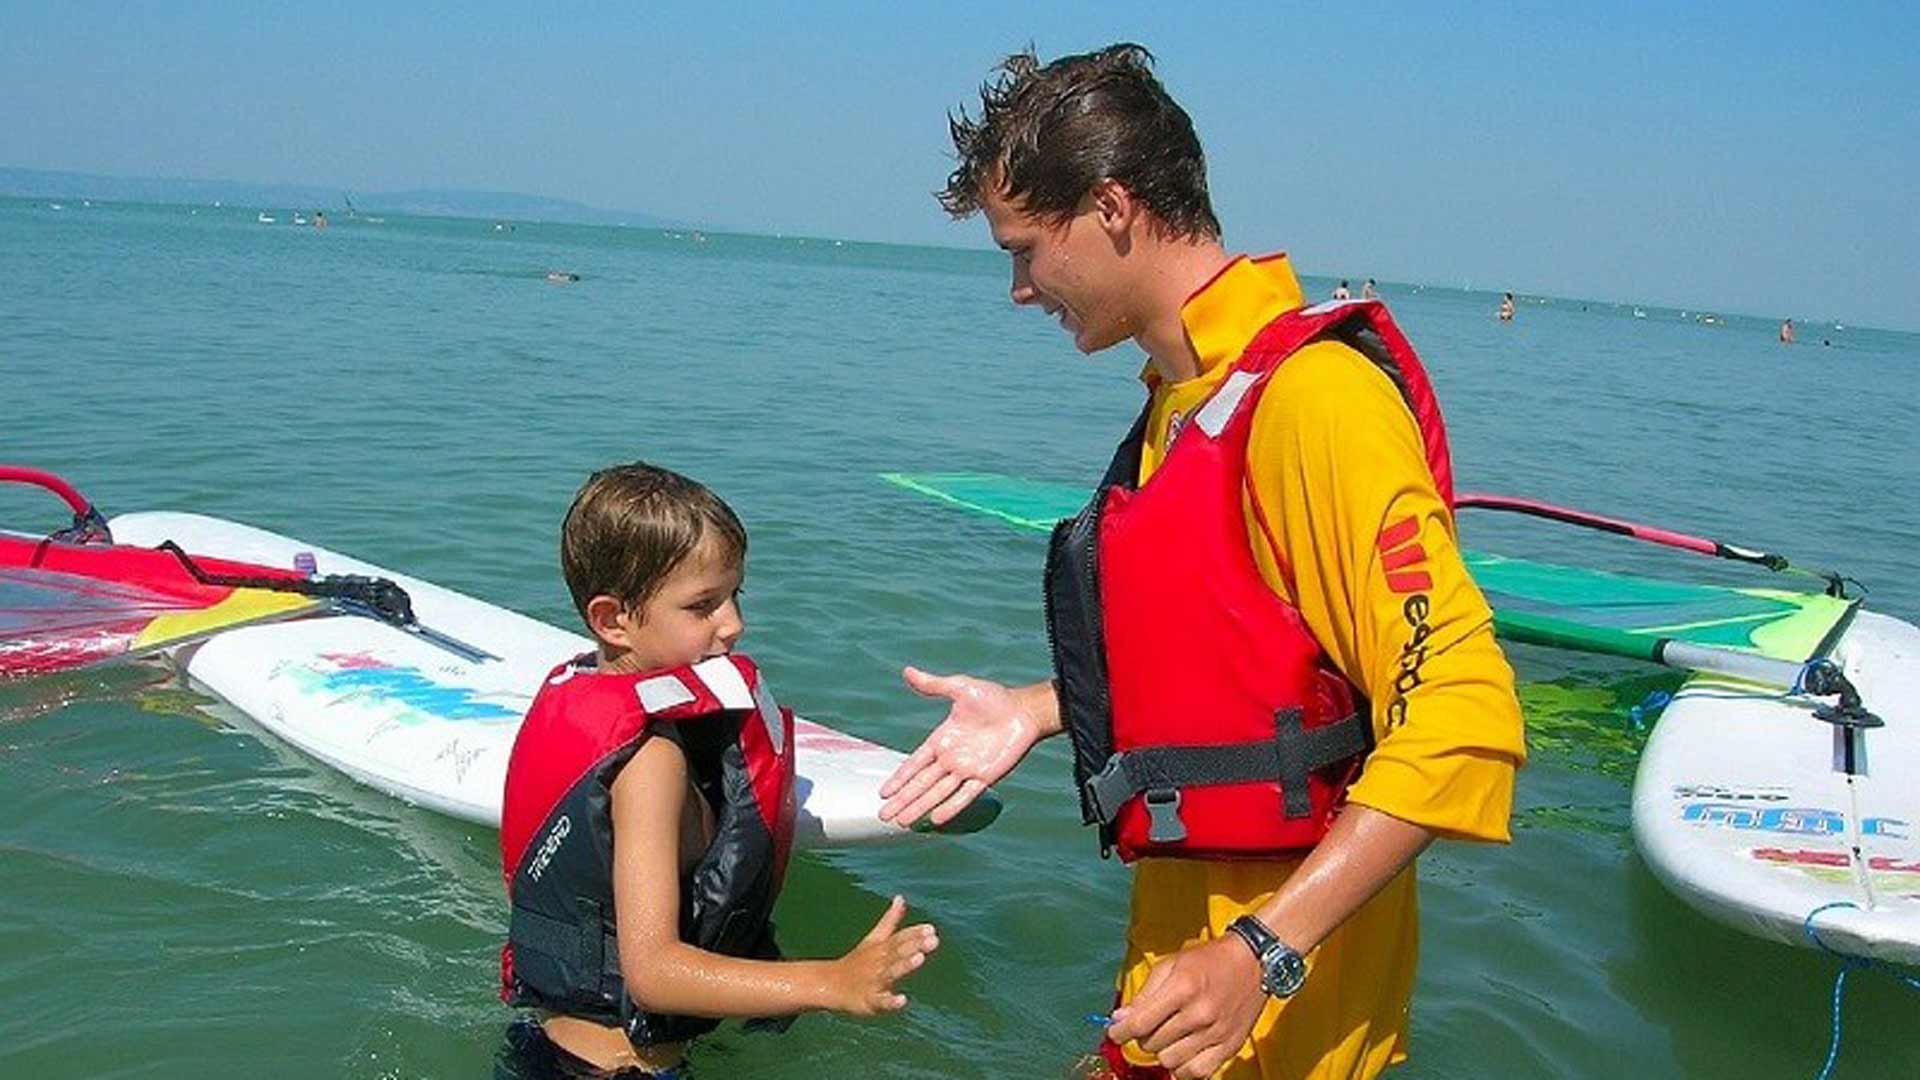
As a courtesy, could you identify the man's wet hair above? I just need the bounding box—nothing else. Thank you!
[939,43,1220,241]
[560,462,747,623]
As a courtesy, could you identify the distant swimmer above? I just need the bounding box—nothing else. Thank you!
[1333,279,1351,300]
[545,271,581,284]
[313,210,328,230]
[1779,318,1795,344]
[1498,292,1516,322]
[1362,278,1379,300]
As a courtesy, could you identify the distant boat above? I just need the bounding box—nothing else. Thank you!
[1633,308,1647,319]
[258,212,276,224]
[47,203,64,211]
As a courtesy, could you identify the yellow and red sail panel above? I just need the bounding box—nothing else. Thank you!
[0,533,317,680]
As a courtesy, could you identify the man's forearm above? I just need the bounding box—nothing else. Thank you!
[1254,804,1432,953]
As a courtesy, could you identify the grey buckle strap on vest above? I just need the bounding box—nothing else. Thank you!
[1271,708,1370,817]
[1080,708,1370,830]
[1143,788,1186,843]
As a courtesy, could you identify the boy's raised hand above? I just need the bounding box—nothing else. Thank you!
[829,895,939,1016]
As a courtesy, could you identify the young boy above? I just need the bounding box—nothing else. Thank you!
[500,463,938,1078]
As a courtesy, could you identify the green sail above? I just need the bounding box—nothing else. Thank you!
[880,472,1854,666]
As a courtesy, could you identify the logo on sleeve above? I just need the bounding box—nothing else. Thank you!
[1378,515,1434,731]
[1376,516,1432,594]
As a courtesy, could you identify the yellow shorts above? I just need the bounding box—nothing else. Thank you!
[1108,858,1418,1080]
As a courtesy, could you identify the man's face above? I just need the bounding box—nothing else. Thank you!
[980,183,1133,354]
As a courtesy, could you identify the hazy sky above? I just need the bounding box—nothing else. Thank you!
[5,2,1915,328]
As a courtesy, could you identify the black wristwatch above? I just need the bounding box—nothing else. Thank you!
[1226,914,1308,999]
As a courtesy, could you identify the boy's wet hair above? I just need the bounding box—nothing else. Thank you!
[939,43,1220,241]
[560,462,747,623]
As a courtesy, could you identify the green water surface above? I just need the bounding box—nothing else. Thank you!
[5,198,1918,1078]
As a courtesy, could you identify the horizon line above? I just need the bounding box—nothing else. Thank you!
[3,165,1909,337]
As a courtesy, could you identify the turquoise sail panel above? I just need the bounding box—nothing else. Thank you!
[880,472,1854,665]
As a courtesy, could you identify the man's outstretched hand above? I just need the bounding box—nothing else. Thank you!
[877,667,1052,828]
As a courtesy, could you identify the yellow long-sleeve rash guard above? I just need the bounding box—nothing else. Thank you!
[1114,255,1525,1079]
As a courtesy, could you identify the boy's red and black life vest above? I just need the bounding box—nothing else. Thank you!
[499,652,796,1045]
[1044,299,1455,862]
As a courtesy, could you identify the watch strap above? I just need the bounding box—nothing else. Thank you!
[1226,914,1280,960]
[1227,914,1306,998]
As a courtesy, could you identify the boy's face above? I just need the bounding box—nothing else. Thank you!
[601,533,745,672]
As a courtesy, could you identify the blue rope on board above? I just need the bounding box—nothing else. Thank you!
[1632,658,1847,731]
[1801,902,1920,1080]
[1625,689,1672,730]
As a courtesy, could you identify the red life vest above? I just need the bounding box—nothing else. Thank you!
[1043,299,1454,862]
[499,652,796,1045]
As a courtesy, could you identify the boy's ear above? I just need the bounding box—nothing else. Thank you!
[584,594,634,649]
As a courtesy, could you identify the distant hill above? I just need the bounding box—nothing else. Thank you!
[0,167,679,228]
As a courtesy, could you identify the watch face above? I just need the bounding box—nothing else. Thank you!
[1263,947,1308,997]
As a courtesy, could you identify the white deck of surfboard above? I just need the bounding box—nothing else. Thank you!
[107,512,982,847]
[1633,609,1920,964]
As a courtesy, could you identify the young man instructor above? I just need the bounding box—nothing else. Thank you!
[878,45,1526,1079]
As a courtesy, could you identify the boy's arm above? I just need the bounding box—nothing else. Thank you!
[612,735,936,1019]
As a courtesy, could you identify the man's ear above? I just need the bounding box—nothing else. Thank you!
[584,594,634,649]
[1091,178,1139,241]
